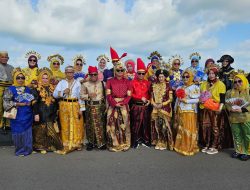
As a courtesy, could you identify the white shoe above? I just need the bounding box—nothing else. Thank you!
[206,148,218,155]
[201,147,208,153]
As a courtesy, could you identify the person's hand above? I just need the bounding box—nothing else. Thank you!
[141,97,147,103]
[232,108,242,113]
[34,114,40,122]
[63,88,70,95]
[180,98,187,103]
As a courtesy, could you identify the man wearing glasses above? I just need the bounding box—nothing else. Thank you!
[53,66,84,154]
[80,66,106,151]
[0,51,13,130]
[130,58,151,148]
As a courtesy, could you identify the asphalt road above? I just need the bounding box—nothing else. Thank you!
[0,145,249,190]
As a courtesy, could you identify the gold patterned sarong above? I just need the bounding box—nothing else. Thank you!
[59,100,84,153]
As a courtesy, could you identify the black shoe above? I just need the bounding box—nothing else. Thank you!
[86,143,94,151]
[240,154,249,161]
[231,152,241,159]
[142,142,151,148]
[132,143,139,149]
[99,145,106,150]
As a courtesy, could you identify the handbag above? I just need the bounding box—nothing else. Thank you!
[3,107,17,119]
[204,98,220,111]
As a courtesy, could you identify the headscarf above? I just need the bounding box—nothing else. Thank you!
[182,69,194,86]
[49,59,65,80]
[13,69,25,87]
[28,55,38,68]
[37,68,53,87]
[125,59,135,73]
[234,74,249,91]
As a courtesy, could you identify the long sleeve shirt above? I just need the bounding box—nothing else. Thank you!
[131,79,150,101]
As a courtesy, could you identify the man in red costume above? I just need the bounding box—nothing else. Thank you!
[130,58,151,148]
[103,47,127,82]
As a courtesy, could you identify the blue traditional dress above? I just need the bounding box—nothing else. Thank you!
[3,86,34,156]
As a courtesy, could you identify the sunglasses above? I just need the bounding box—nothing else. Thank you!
[182,75,190,79]
[76,63,83,66]
[28,59,37,63]
[174,62,180,65]
[137,72,145,75]
[53,62,60,66]
[191,60,198,63]
[89,73,98,76]
[116,69,124,73]
[234,80,242,84]
[16,76,25,80]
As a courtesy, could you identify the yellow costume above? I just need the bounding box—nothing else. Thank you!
[48,54,65,81]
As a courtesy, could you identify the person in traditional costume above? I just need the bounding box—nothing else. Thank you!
[53,66,84,154]
[145,51,162,83]
[202,58,215,81]
[218,54,235,91]
[48,54,65,85]
[124,59,136,80]
[103,47,127,82]
[199,64,226,154]
[130,58,151,148]
[73,54,87,83]
[151,69,173,150]
[168,55,184,90]
[97,54,109,81]
[0,51,14,130]
[174,69,200,156]
[106,61,132,152]
[22,50,41,88]
[3,68,34,156]
[187,52,205,85]
[81,66,106,151]
[32,67,63,154]
[225,74,250,161]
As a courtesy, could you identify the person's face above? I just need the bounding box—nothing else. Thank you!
[208,70,216,81]
[16,74,25,86]
[112,60,118,66]
[137,71,145,80]
[115,68,125,77]
[127,64,134,72]
[158,74,166,83]
[65,69,74,80]
[206,61,214,69]
[222,60,229,68]
[173,59,180,70]
[99,59,106,69]
[182,73,190,85]
[0,54,9,64]
[28,57,37,67]
[234,77,243,90]
[89,72,98,82]
[191,59,198,67]
[75,60,83,72]
[53,61,60,69]
[42,74,49,84]
[152,59,160,67]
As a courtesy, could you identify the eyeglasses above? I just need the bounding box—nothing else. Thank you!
[53,62,60,66]
[234,80,242,84]
[116,69,124,73]
[100,61,106,64]
[16,76,25,80]
[89,73,98,76]
[76,63,83,66]
[137,72,145,75]
[28,59,37,63]
[66,71,74,74]
[174,62,180,65]
[182,75,190,79]
[223,60,229,63]
[191,60,198,63]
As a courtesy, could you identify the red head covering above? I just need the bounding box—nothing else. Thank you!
[110,47,127,62]
[137,58,147,72]
[125,59,135,73]
[88,66,98,74]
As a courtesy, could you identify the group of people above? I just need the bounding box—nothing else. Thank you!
[0,47,250,161]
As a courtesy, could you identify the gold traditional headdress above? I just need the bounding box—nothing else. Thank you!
[38,67,53,76]
[148,51,162,61]
[25,50,41,60]
[12,67,22,77]
[72,54,86,65]
[189,52,201,60]
[168,55,184,66]
[97,54,110,63]
[47,54,64,65]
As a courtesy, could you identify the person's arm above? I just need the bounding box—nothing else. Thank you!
[106,80,118,108]
[53,81,63,98]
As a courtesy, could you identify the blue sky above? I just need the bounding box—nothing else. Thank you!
[0,0,250,72]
